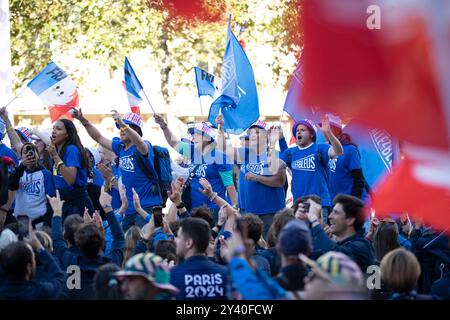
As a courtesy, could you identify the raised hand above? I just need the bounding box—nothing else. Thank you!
[198,178,213,197]
[111,110,125,128]
[154,114,167,129]
[215,114,224,128]
[99,185,112,208]
[0,106,9,120]
[167,180,182,204]
[118,185,128,214]
[71,108,86,123]
[46,190,65,217]
[97,163,114,182]
[319,114,331,135]
[132,187,142,211]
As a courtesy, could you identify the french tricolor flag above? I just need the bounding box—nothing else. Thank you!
[27,62,78,122]
[123,57,143,115]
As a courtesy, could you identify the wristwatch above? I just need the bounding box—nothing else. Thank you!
[176,202,186,209]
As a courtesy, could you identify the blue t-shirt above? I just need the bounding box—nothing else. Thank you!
[53,144,88,190]
[237,166,246,211]
[182,144,232,210]
[328,144,363,200]
[237,148,285,215]
[112,139,161,215]
[0,143,19,168]
[91,167,104,187]
[280,143,332,206]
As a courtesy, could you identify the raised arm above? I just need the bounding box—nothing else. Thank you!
[320,116,343,158]
[215,114,243,164]
[0,107,23,157]
[154,114,180,151]
[111,110,148,155]
[72,108,113,151]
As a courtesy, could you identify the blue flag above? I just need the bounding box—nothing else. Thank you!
[283,57,322,123]
[124,57,143,106]
[208,19,259,134]
[343,122,400,189]
[194,66,220,98]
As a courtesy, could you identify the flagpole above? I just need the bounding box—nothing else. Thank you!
[423,228,449,249]
[2,86,27,109]
[279,110,285,123]
[141,88,156,115]
[198,96,204,118]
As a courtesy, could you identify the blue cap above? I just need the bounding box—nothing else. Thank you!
[278,220,312,256]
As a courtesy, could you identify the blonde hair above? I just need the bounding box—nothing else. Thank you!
[122,226,143,267]
[35,231,53,252]
[380,248,421,293]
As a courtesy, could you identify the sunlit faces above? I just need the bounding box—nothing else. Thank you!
[192,132,212,150]
[248,127,268,150]
[296,125,314,147]
[51,121,69,146]
[329,203,348,237]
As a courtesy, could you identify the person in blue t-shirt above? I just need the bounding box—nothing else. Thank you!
[214,116,286,237]
[46,119,94,220]
[324,117,366,201]
[73,109,161,230]
[279,116,343,224]
[154,115,237,225]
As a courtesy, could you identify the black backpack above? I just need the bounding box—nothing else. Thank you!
[133,145,173,207]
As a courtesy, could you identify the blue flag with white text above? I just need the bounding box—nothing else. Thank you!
[194,66,220,98]
[283,57,322,123]
[343,122,400,190]
[208,20,259,134]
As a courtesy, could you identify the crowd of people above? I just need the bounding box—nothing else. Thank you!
[0,106,449,300]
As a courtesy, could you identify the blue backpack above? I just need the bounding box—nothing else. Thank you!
[134,145,173,207]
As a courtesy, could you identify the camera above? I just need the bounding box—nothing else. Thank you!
[24,145,35,159]
[17,215,30,241]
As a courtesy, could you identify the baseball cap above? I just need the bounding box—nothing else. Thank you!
[15,127,32,143]
[249,119,267,130]
[278,220,312,256]
[193,122,216,141]
[292,119,317,141]
[115,112,144,129]
[115,253,179,294]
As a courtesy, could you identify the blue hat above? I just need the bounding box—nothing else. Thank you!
[278,220,312,256]
[292,119,316,142]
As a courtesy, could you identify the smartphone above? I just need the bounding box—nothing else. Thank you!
[17,215,30,240]
[153,207,163,228]
[302,201,311,213]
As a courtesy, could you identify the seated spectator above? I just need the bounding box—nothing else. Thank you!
[371,218,401,263]
[170,218,228,300]
[93,263,122,300]
[274,220,312,293]
[239,214,271,275]
[266,208,295,276]
[116,252,179,300]
[304,194,376,272]
[380,248,433,300]
[0,227,65,299]
[48,188,125,299]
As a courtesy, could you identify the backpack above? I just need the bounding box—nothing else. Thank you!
[133,145,173,207]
